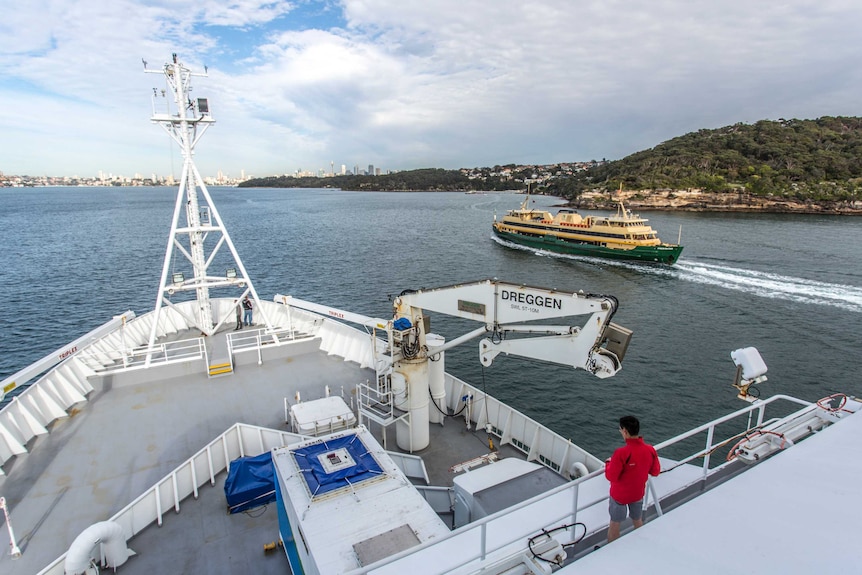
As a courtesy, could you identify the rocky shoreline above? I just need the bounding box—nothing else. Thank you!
[569,189,862,215]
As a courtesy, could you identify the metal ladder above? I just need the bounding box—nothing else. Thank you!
[357,325,409,432]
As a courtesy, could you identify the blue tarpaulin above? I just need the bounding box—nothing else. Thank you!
[393,317,412,331]
[224,452,276,513]
[293,434,384,498]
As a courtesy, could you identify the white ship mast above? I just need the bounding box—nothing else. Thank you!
[143,54,271,360]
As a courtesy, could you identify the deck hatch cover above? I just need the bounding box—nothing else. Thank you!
[353,524,420,566]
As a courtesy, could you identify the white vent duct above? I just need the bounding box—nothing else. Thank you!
[64,521,134,574]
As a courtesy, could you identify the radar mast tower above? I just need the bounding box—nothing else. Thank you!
[144,54,272,361]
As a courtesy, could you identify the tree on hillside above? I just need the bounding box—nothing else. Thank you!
[558,116,862,202]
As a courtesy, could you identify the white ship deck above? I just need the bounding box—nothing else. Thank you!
[0,325,527,575]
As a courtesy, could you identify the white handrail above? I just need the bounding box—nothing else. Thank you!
[1,313,133,402]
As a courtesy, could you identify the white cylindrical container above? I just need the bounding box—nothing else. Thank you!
[394,361,430,452]
[391,371,408,410]
[426,333,447,424]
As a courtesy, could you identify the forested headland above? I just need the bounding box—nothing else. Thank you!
[240,117,862,213]
[239,168,517,192]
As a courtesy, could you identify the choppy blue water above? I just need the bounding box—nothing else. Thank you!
[2,186,861,456]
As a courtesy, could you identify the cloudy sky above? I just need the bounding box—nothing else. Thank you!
[1,0,860,180]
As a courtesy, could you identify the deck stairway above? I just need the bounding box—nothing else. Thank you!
[207,328,234,378]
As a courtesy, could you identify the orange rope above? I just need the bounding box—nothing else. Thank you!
[816,393,851,413]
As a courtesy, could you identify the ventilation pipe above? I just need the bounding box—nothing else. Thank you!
[64,521,134,574]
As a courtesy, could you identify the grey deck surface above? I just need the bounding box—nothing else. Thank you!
[0,326,526,575]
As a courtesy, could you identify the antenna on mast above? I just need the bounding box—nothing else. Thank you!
[143,55,274,364]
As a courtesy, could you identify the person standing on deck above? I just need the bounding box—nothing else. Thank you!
[242,295,253,326]
[605,415,660,543]
[235,300,243,330]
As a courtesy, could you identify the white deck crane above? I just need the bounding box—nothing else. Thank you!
[391,279,630,377]
[282,279,632,452]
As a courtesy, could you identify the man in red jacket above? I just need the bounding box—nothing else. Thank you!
[604,415,661,543]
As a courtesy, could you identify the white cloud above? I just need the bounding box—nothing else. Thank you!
[2,0,862,177]
[198,0,295,27]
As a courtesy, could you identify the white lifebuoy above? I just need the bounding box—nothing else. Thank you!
[568,461,589,479]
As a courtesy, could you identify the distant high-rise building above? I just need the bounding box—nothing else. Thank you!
[368,164,374,176]
[353,165,359,175]
[341,164,347,175]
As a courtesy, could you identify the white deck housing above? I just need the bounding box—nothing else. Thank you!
[272,426,451,574]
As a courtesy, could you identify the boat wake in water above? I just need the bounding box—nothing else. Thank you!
[491,235,862,313]
[672,261,862,313]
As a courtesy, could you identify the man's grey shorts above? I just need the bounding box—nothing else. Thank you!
[609,497,643,522]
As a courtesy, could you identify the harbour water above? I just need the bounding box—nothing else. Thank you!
[2,186,861,458]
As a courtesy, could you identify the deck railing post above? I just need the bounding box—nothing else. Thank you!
[571,481,580,526]
[647,477,663,517]
[703,425,715,478]
[0,497,22,558]
[257,332,263,365]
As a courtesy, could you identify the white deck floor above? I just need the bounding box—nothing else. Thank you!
[0,326,525,575]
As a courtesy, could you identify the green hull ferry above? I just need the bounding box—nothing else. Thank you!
[492,196,684,265]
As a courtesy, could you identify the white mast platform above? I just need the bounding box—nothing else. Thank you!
[143,54,272,360]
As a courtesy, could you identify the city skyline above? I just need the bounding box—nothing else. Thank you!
[2,1,862,179]
[1,159,597,188]
[0,160,400,184]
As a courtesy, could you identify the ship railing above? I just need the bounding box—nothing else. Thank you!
[649,393,813,479]
[117,337,207,370]
[441,373,605,474]
[0,317,145,476]
[36,422,309,575]
[227,326,308,366]
[0,313,133,405]
[356,378,409,440]
[272,296,381,370]
[347,394,824,574]
[106,300,317,373]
